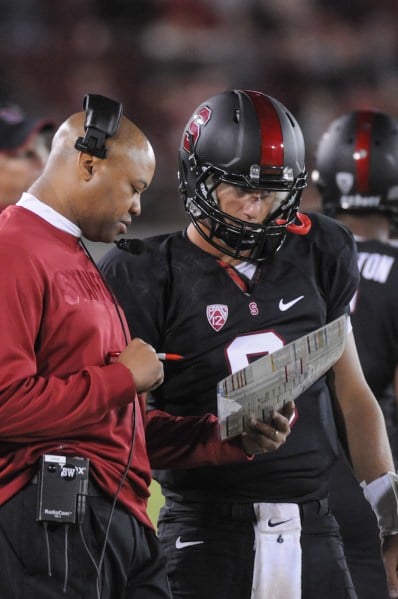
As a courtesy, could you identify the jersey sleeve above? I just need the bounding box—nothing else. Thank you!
[0,250,136,441]
[146,409,250,468]
[313,215,360,321]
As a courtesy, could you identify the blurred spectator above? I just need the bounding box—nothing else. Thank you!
[0,0,397,233]
[0,103,54,211]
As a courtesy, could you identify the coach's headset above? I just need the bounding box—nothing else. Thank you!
[74,93,123,159]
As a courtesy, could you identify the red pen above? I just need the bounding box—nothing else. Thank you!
[156,353,184,361]
[106,351,183,364]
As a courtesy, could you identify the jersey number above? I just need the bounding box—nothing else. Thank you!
[226,331,284,373]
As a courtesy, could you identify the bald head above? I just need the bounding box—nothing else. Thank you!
[28,108,156,242]
[48,111,153,167]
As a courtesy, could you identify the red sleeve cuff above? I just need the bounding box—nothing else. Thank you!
[103,362,137,408]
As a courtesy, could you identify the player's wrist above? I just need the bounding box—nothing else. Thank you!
[361,471,398,538]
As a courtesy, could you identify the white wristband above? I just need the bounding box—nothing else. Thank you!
[361,471,398,538]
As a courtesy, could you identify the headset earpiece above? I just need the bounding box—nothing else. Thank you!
[74,94,123,159]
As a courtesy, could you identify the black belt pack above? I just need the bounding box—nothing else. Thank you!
[35,454,90,524]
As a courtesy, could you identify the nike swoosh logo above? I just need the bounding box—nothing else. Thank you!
[175,536,204,549]
[278,295,304,311]
[267,518,293,528]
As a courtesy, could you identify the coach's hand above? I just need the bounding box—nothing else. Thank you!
[118,338,164,393]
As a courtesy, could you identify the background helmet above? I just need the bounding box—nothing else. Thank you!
[178,89,307,262]
[312,109,398,222]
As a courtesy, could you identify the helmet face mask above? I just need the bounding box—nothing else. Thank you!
[313,110,398,226]
[178,90,307,262]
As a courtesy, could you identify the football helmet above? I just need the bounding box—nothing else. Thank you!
[312,109,398,222]
[178,90,308,262]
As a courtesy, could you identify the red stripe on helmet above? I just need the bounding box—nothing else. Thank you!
[354,111,372,194]
[244,91,284,167]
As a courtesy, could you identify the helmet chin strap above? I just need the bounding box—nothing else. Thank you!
[205,219,286,263]
[212,222,257,251]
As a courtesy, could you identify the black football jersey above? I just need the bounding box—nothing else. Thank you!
[350,239,398,399]
[99,212,359,504]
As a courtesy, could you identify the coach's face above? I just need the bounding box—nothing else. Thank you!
[74,139,155,243]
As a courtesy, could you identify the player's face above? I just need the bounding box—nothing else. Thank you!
[216,182,279,224]
[76,143,156,243]
[0,134,49,209]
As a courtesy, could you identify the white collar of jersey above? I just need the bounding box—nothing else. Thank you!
[16,192,82,238]
[234,260,256,280]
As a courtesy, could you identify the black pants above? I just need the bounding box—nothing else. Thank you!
[0,482,171,599]
[158,498,357,599]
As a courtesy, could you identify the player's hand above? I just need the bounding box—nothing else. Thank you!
[241,401,296,455]
[381,534,398,598]
[117,338,164,393]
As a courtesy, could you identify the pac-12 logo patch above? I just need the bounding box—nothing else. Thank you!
[206,304,228,332]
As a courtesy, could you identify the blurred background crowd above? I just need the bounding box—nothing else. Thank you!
[1,0,397,244]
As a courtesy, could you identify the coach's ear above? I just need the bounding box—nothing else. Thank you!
[77,151,98,181]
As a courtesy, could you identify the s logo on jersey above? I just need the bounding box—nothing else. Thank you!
[249,301,259,316]
[206,304,228,332]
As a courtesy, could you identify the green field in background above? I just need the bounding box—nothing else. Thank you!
[148,479,165,528]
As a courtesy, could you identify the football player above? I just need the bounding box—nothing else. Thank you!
[313,108,398,599]
[99,90,398,599]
